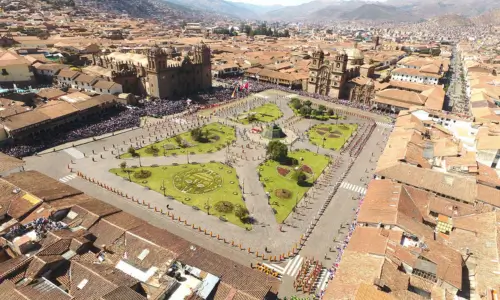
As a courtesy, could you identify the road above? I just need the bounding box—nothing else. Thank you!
[22,89,391,298]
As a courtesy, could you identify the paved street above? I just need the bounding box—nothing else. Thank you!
[23,89,391,298]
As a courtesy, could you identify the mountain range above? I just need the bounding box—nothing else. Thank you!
[78,0,500,23]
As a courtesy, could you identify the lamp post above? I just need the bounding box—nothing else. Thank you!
[138,155,142,168]
[162,179,166,197]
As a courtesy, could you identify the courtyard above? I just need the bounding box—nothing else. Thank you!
[110,162,251,229]
[308,123,358,151]
[120,122,236,158]
[258,150,330,223]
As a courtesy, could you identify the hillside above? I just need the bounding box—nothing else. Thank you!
[429,14,472,27]
[76,0,231,21]
[472,8,500,25]
[340,3,418,21]
[166,0,259,19]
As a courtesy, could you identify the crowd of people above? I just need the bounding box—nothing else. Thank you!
[2,78,396,158]
[1,98,187,158]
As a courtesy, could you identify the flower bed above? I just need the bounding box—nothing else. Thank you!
[301,165,313,174]
[277,166,290,177]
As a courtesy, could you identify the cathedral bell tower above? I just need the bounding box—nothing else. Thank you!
[307,49,325,94]
[329,49,348,99]
[147,46,167,73]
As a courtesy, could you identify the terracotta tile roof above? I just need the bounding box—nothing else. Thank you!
[375,164,477,203]
[354,283,397,300]
[88,219,126,249]
[101,286,146,300]
[57,69,80,79]
[36,89,67,100]
[128,223,190,255]
[0,152,25,173]
[176,246,277,299]
[0,281,26,300]
[323,251,384,300]
[346,227,388,255]
[102,211,145,231]
[0,256,33,280]
[476,163,500,187]
[92,80,119,90]
[7,192,42,220]
[449,212,500,294]
[3,171,82,201]
[37,101,78,119]
[476,184,500,207]
[76,199,121,218]
[69,260,118,300]
[357,180,424,226]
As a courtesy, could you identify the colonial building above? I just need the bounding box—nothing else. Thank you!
[307,48,363,99]
[91,44,212,99]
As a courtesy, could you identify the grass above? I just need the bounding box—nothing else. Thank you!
[110,162,251,229]
[308,123,358,151]
[258,150,330,223]
[120,123,235,158]
[234,103,283,124]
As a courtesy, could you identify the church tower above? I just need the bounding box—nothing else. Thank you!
[307,49,325,94]
[199,43,212,90]
[147,46,167,73]
[146,46,168,98]
[329,50,348,99]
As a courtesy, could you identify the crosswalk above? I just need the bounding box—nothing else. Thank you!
[317,268,329,292]
[340,181,367,195]
[59,174,77,183]
[268,255,304,278]
[375,121,394,129]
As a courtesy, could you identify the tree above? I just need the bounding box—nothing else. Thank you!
[127,147,138,157]
[327,108,334,116]
[120,161,127,170]
[190,127,203,142]
[174,136,183,147]
[318,105,326,112]
[296,170,307,185]
[235,206,250,219]
[283,29,290,37]
[299,105,311,116]
[229,27,235,36]
[267,140,288,162]
[304,100,312,107]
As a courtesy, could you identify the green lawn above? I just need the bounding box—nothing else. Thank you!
[234,103,283,124]
[110,163,251,229]
[308,123,358,151]
[120,123,236,158]
[258,150,330,223]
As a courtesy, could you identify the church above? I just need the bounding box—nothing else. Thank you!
[90,44,212,99]
[307,47,369,99]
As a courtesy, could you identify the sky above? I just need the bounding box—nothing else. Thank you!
[227,0,311,6]
[227,0,384,6]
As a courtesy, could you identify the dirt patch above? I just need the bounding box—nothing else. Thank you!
[328,133,341,138]
[275,189,292,199]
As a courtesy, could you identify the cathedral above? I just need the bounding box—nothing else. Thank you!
[307,47,365,99]
[91,43,212,99]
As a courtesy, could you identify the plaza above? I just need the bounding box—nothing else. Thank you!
[308,123,358,151]
[233,103,283,124]
[23,89,392,299]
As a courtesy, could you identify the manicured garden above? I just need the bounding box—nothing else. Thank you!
[120,123,236,158]
[289,97,343,121]
[258,148,330,223]
[234,103,283,124]
[110,162,251,229]
[308,123,358,151]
